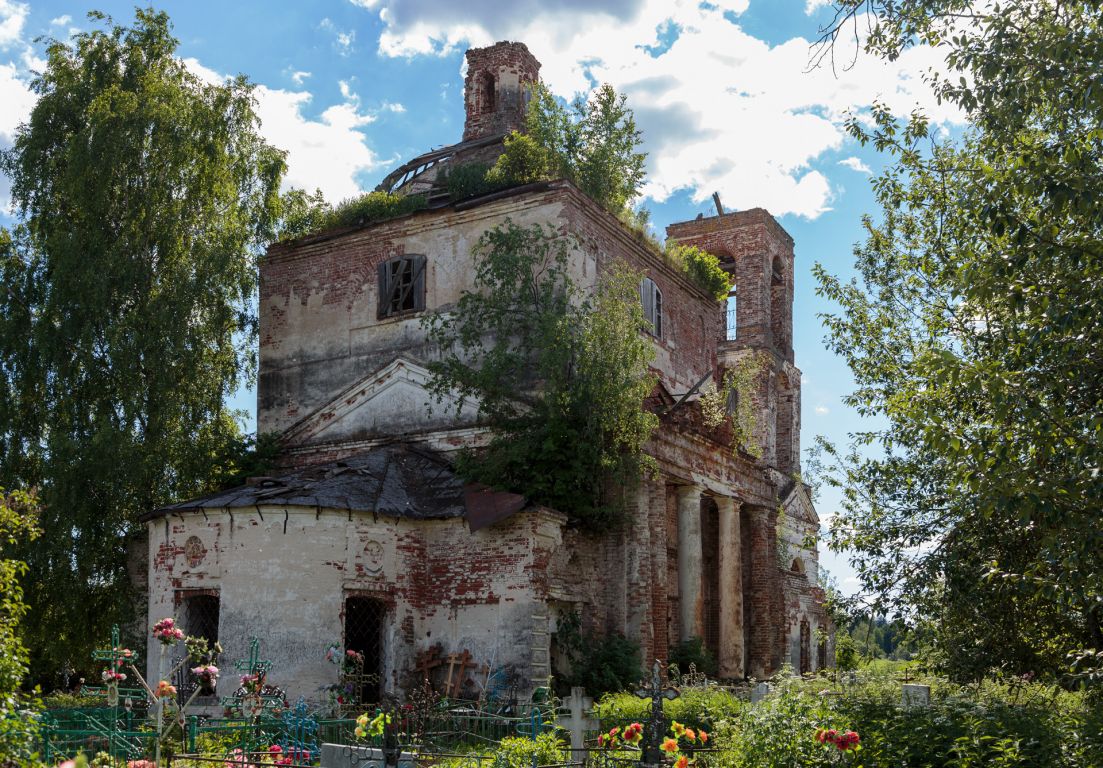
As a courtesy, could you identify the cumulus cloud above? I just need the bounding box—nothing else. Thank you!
[350,0,963,219]
[289,69,311,86]
[804,0,833,14]
[837,156,871,174]
[185,58,383,201]
[815,405,830,415]
[49,14,72,27]
[320,18,356,56]
[0,0,27,49]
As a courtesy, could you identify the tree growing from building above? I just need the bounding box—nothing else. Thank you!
[424,221,658,528]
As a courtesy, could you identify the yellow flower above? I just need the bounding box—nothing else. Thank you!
[671,721,685,737]
[661,738,679,755]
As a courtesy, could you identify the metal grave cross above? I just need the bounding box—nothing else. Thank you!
[88,624,143,706]
[633,660,679,766]
[223,637,282,722]
[234,636,274,675]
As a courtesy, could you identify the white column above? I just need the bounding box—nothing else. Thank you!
[676,485,703,641]
[717,496,744,678]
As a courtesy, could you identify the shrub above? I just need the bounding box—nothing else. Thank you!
[555,612,642,696]
[665,244,732,301]
[276,190,427,242]
[494,733,567,768]
[486,132,554,188]
[444,163,503,201]
[596,688,746,735]
[669,637,718,679]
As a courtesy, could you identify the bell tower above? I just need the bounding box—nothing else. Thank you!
[462,41,541,142]
[666,208,800,475]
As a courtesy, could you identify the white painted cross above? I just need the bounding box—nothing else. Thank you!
[562,686,599,754]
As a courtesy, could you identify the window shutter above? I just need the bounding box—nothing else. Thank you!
[411,255,427,311]
[640,278,653,329]
[377,260,391,319]
[654,287,663,337]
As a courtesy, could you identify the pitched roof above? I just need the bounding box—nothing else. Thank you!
[143,444,525,527]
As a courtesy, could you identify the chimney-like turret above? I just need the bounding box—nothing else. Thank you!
[463,41,541,142]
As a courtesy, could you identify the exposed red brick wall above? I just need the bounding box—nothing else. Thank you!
[463,42,541,142]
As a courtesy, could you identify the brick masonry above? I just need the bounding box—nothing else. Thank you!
[145,41,830,701]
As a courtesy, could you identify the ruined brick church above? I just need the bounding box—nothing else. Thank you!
[144,42,830,701]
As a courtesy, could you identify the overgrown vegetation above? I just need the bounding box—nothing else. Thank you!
[698,359,764,457]
[553,613,643,697]
[668,637,718,679]
[0,489,40,765]
[424,220,658,528]
[665,245,733,302]
[278,188,427,242]
[809,0,1103,686]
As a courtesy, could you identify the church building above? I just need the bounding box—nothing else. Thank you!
[143,41,831,702]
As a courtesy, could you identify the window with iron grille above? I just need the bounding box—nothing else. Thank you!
[178,591,219,697]
[378,255,427,319]
[182,592,220,644]
[639,277,662,337]
[344,596,386,703]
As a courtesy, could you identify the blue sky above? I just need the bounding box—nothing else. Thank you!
[0,0,966,597]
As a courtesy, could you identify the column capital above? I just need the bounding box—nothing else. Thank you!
[675,484,702,503]
[714,496,742,514]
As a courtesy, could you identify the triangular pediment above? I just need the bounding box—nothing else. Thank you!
[282,357,480,446]
[780,480,819,527]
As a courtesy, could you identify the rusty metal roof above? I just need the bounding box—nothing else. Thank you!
[144,444,528,527]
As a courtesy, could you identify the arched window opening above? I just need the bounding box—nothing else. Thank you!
[478,71,496,114]
[639,277,663,337]
[791,557,805,574]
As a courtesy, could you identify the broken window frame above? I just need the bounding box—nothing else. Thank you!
[639,277,663,338]
[378,255,427,319]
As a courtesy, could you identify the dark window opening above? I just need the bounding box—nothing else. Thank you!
[378,255,426,319]
[799,619,811,675]
[344,596,386,704]
[700,497,721,662]
[179,592,219,696]
[640,277,663,337]
[478,71,496,114]
[817,634,827,670]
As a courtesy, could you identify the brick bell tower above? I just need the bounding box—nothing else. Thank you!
[462,41,541,142]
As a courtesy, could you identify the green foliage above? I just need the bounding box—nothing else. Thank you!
[424,220,657,528]
[499,82,646,214]
[809,1,1103,683]
[0,489,41,766]
[706,674,1102,768]
[444,162,504,201]
[698,358,763,457]
[486,133,554,188]
[669,637,718,679]
[833,633,860,672]
[596,687,746,734]
[664,245,733,302]
[0,8,285,684]
[277,189,427,242]
[493,733,567,768]
[554,612,643,697]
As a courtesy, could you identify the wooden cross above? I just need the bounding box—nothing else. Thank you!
[444,650,477,698]
[415,644,444,688]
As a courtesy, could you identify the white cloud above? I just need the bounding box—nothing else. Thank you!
[289,70,312,86]
[49,14,72,27]
[0,0,27,49]
[837,156,871,174]
[350,0,964,219]
[815,405,830,415]
[804,0,832,14]
[320,18,356,56]
[382,101,406,113]
[183,58,383,201]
